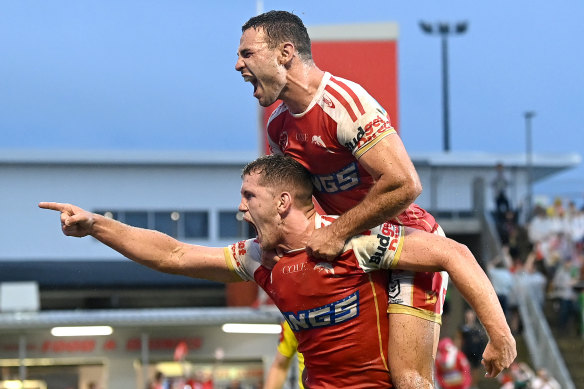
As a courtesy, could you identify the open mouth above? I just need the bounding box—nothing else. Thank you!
[243,215,259,238]
[242,74,258,96]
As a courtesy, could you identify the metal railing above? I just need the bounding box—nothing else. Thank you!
[515,273,575,389]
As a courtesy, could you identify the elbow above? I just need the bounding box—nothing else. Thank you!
[401,175,422,205]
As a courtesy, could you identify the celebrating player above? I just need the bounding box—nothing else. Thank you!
[236,10,446,387]
[40,155,515,388]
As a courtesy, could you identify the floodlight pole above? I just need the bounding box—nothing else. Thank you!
[524,111,536,219]
[420,21,468,152]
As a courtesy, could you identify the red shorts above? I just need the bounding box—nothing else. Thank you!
[387,226,449,324]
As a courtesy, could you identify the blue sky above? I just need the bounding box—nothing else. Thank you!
[1,1,583,205]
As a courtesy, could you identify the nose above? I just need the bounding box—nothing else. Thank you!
[238,198,248,212]
[235,56,244,72]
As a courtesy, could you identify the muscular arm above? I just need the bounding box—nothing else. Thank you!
[397,228,516,377]
[39,202,241,283]
[307,134,421,258]
[336,134,421,236]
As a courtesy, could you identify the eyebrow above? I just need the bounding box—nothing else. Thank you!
[237,48,251,57]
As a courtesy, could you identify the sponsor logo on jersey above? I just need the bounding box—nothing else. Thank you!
[314,262,335,274]
[284,291,359,331]
[230,240,248,268]
[311,135,334,153]
[282,262,309,275]
[322,95,335,108]
[311,162,360,194]
[369,222,400,265]
[279,131,289,152]
[344,115,393,152]
[296,133,308,143]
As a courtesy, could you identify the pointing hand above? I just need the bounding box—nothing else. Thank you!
[38,202,95,238]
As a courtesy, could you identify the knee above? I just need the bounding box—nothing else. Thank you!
[391,369,434,389]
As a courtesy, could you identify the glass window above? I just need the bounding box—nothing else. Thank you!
[125,211,149,229]
[184,211,209,239]
[219,211,239,238]
[155,211,180,238]
[219,211,255,239]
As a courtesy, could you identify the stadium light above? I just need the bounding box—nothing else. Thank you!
[419,20,469,152]
[51,326,113,337]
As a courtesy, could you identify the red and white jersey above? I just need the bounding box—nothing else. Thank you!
[224,214,406,388]
[267,72,436,232]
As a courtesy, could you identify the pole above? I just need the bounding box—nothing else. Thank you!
[441,35,450,152]
[142,332,150,389]
[19,335,26,382]
[525,111,535,220]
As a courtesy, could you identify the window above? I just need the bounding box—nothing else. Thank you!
[184,211,209,239]
[219,210,255,239]
[125,211,149,229]
[92,209,210,240]
[154,211,180,238]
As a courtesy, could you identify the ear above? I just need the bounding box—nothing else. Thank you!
[277,191,293,215]
[278,42,295,66]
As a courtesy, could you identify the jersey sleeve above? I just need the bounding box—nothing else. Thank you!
[266,103,287,155]
[346,221,405,271]
[224,239,262,281]
[327,77,397,159]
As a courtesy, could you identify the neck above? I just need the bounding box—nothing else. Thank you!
[280,63,324,114]
[276,207,317,252]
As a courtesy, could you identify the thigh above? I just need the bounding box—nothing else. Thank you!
[388,313,440,389]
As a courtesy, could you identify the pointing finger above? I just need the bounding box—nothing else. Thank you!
[38,202,69,212]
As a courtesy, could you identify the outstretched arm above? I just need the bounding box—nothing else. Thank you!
[396,228,517,378]
[38,202,240,283]
[307,135,421,259]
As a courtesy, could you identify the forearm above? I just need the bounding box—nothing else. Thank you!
[90,214,186,272]
[446,246,512,341]
[331,179,416,241]
[90,214,237,282]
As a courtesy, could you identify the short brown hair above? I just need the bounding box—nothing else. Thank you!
[242,10,313,62]
[242,154,313,206]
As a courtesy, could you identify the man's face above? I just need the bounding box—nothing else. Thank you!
[238,172,282,250]
[235,28,287,107]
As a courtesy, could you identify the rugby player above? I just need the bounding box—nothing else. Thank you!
[236,11,451,387]
[40,155,515,388]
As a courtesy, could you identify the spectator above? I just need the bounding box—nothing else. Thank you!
[456,309,488,388]
[550,259,581,335]
[487,249,515,320]
[434,337,472,389]
[528,206,550,246]
[568,204,584,243]
[491,162,511,219]
[530,367,561,389]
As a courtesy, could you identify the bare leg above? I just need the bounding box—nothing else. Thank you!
[388,314,439,389]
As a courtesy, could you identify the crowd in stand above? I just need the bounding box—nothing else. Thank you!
[487,193,584,389]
